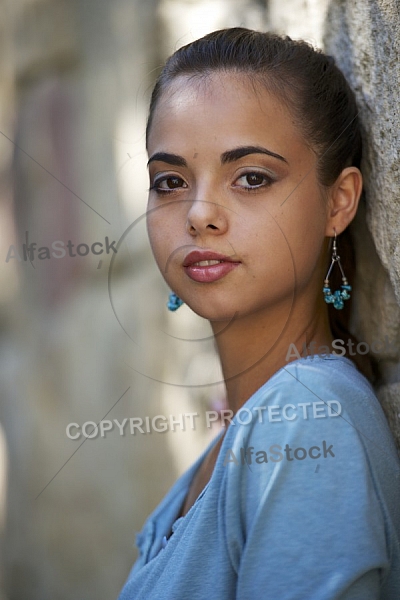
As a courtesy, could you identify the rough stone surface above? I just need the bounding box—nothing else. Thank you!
[378,383,400,446]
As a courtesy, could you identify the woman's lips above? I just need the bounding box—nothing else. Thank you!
[183,250,240,283]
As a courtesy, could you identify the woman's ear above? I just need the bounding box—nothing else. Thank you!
[325,167,363,235]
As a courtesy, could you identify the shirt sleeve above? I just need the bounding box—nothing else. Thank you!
[222,366,391,600]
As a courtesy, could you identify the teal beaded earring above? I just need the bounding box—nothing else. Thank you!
[167,292,184,311]
[323,230,351,310]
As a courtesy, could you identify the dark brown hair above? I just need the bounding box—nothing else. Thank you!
[146,28,362,184]
[146,28,374,380]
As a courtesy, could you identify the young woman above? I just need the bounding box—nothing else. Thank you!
[118,28,400,599]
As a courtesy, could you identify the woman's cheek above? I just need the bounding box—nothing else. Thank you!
[148,228,179,287]
[147,223,166,271]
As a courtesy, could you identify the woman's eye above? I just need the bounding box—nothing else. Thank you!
[150,176,187,193]
[234,172,273,190]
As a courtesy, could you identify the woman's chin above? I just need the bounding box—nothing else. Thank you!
[185,302,241,323]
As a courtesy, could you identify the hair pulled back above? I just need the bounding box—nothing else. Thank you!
[146,27,362,188]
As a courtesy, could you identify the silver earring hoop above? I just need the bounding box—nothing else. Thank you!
[323,230,352,310]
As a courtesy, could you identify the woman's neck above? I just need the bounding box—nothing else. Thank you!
[210,298,334,414]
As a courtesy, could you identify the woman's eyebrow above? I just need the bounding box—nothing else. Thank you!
[220,145,288,164]
[147,146,288,168]
[147,152,187,168]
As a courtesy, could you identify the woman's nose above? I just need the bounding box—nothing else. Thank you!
[186,198,229,237]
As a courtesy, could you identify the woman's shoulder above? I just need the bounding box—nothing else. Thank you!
[220,354,399,474]
[258,353,376,404]
[240,354,392,440]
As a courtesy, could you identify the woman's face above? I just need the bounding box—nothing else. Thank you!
[146,72,330,322]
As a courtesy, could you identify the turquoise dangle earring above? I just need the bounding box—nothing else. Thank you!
[167,292,184,311]
[323,230,351,310]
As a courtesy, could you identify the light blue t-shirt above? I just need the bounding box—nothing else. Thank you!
[118,355,400,599]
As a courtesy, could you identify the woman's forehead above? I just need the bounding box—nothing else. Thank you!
[147,72,307,161]
[152,71,282,114]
